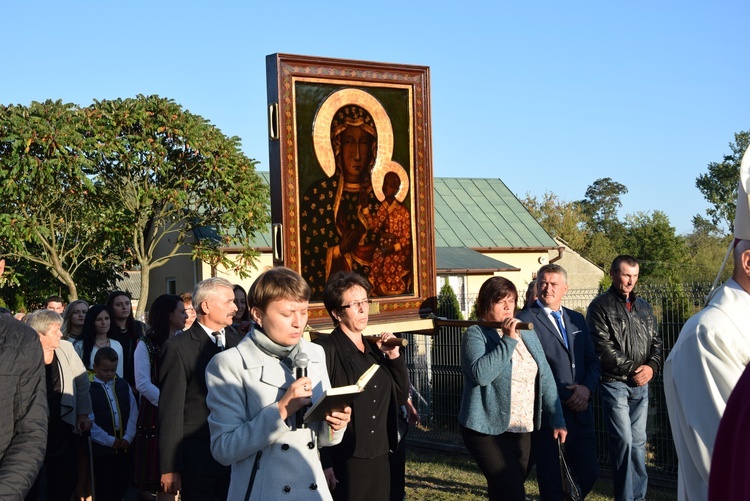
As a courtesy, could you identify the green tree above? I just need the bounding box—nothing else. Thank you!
[437,281,464,320]
[87,95,270,318]
[695,130,750,234]
[0,100,123,300]
[682,215,734,283]
[577,178,628,265]
[584,232,618,270]
[622,211,686,281]
[0,257,119,312]
[577,177,628,234]
[520,192,589,250]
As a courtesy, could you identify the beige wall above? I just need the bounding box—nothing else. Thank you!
[147,230,202,309]
[480,250,550,295]
[147,227,273,310]
[212,253,274,296]
[548,239,605,291]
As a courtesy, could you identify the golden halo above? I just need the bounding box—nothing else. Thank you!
[372,161,409,203]
[312,88,394,178]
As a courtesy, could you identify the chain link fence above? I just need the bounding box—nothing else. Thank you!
[402,283,714,486]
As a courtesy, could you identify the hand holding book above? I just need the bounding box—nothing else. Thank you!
[304,364,380,424]
[325,406,352,431]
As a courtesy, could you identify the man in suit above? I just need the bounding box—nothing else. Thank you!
[517,263,600,499]
[158,277,242,501]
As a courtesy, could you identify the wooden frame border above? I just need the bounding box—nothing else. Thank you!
[266,53,436,328]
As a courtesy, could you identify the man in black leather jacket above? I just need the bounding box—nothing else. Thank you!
[587,255,662,501]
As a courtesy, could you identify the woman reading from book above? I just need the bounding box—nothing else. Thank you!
[205,267,351,500]
[315,271,409,500]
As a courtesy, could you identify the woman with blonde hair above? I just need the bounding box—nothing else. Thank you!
[61,299,88,341]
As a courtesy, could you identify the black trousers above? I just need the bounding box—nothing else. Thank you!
[460,425,531,501]
[180,470,230,501]
[25,439,78,501]
[93,449,134,501]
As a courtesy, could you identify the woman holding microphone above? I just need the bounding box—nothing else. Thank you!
[205,267,351,500]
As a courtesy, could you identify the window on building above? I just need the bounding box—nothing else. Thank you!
[438,274,468,317]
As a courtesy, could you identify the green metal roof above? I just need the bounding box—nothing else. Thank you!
[434,178,556,249]
[436,247,518,274]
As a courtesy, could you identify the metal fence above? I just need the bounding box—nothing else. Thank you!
[402,283,714,486]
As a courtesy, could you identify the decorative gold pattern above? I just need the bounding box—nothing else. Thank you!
[274,56,434,321]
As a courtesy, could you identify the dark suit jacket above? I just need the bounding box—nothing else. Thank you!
[314,327,409,465]
[517,302,600,426]
[158,322,242,475]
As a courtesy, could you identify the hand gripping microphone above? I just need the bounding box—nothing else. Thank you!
[294,352,310,429]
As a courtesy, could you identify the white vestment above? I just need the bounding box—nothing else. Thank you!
[664,278,750,501]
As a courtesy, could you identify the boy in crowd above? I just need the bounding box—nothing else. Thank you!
[88,347,137,501]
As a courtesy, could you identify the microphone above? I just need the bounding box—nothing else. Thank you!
[294,352,310,429]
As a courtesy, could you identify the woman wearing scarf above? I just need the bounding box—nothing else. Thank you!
[205,267,351,500]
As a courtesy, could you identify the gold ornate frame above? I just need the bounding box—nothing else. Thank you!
[266,53,436,327]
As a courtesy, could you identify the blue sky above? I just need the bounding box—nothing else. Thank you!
[3,1,748,235]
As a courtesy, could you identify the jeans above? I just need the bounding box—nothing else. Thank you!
[599,381,649,501]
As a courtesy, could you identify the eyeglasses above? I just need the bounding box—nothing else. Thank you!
[341,299,373,310]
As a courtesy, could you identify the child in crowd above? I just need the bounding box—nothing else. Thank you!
[88,347,138,501]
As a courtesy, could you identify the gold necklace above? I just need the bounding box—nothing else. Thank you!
[95,338,110,348]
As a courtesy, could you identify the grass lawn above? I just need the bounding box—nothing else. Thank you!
[405,447,677,500]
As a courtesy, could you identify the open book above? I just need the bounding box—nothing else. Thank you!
[303,363,380,424]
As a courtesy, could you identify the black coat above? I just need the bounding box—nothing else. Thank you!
[157,322,242,475]
[0,317,48,500]
[314,327,409,464]
[586,286,663,382]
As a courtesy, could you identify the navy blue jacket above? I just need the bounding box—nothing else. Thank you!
[517,302,600,427]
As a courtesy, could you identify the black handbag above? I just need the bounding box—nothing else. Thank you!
[558,437,582,501]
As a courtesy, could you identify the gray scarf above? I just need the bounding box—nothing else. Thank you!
[250,324,301,371]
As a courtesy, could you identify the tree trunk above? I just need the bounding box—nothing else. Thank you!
[54,266,78,302]
[136,264,150,322]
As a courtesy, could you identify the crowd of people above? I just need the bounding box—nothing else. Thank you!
[0,261,418,501]
[2,224,750,501]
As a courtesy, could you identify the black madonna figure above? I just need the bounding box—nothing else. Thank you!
[301,103,381,300]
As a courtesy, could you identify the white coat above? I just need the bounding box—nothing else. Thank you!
[206,333,344,501]
[664,278,750,501]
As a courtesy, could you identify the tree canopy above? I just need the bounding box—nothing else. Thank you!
[0,96,269,317]
[520,178,726,284]
[520,191,589,251]
[695,130,750,234]
[577,177,628,234]
[0,100,121,301]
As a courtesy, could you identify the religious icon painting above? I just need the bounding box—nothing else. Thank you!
[266,53,436,327]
